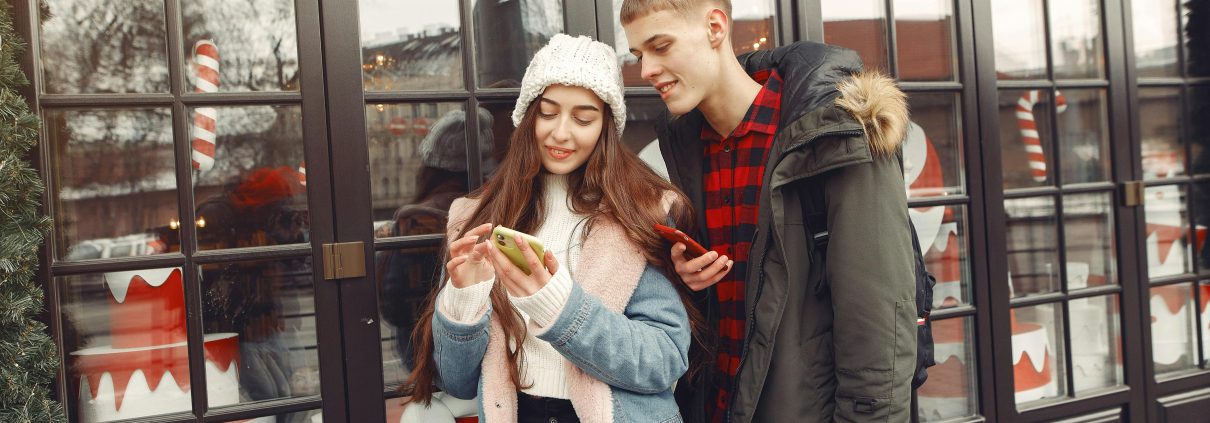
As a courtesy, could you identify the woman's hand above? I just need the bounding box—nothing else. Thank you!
[445,223,495,288]
[486,234,559,297]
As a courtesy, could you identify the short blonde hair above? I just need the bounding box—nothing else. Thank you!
[619,0,732,25]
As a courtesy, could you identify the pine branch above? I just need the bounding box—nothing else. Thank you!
[0,1,66,421]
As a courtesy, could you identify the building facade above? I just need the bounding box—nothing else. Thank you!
[11,0,1209,421]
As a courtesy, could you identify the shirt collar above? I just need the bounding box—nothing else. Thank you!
[700,70,783,141]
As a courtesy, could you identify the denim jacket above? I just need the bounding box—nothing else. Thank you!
[433,197,690,423]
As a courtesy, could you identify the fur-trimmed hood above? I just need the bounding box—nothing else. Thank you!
[737,41,909,156]
[834,71,908,156]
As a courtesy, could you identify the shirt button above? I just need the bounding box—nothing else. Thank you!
[723,144,732,153]
[549,418,558,423]
[724,197,733,205]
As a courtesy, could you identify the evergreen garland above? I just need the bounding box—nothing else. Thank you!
[0,1,66,421]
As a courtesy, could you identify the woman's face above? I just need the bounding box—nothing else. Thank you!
[534,84,606,175]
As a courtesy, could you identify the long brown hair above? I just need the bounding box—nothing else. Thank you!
[404,97,711,405]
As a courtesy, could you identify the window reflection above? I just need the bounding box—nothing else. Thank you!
[991,0,1047,80]
[61,269,232,421]
[368,104,490,237]
[1005,197,1060,296]
[822,0,889,73]
[893,0,957,81]
[905,93,964,197]
[1187,3,1210,78]
[1196,182,1210,273]
[376,248,443,388]
[1151,284,1197,375]
[912,206,969,309]
[1048,0,1104,79]
[1069,295,1123,393]
[190,106,309,250]
[359,0,462,91]
[182,0,300,92]
[1000,89,1056,189]
[473,0,564,88]
[1190,85,1210,177]
[1133,0,1181,78]
[1056,90,1111,185]
[1139,88,1185,180]
[39,0,170,94]
[1201,281,1210,366]
[1145,185,1193,278]
[1063,193,1117,288]
[1011,303,1066,405]
[46,109,178,261]
[917,317,977,422]
[200,258,320,404]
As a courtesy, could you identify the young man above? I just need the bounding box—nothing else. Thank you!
[622,1,918,421]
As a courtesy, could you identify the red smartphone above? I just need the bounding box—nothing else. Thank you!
[653,224,709,258]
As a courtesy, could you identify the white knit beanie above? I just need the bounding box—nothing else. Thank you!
[512,34,626,134]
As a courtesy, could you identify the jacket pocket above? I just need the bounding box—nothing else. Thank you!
[833,299,916,420]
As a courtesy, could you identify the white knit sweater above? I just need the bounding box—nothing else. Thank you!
[438,174,586,399]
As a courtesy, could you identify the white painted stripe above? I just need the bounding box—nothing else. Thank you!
[193,127,216,143]
[193,152,215,170]
[1024,144,1044,154]
[1017,98,1034,109]
[1021,129,1040,138]
[1030,162,1047,170]
[196,79,219,93]
[1016,111,1035,121]
[195,55,220,72]
[195,107,217,119]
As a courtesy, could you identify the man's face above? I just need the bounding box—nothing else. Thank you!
[624,9,719,115]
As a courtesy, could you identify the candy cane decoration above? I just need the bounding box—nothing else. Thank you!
[297,161,307,187]
[1016,90,1067,182]
[191,40,220,171]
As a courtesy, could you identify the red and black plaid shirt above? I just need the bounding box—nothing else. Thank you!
[701,70,782,420]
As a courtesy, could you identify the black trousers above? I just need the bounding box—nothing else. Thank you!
[516,391,580,423]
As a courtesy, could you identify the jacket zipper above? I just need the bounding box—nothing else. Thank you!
[728,227,765,423]
[783,128,863,155]
[725,127,863,422]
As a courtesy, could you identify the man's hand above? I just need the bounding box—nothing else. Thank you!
[671,243,733,291]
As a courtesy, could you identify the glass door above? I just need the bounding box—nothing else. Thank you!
[326,1,583,421]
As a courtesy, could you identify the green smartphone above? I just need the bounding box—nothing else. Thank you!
[491,225,547,275]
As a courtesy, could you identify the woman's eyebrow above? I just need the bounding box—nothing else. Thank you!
[539,97,600,112]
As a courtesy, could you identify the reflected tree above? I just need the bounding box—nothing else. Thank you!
[40,0,170,93]
[181,0,299,91]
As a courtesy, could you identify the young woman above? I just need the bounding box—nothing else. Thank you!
[403,34,705,423]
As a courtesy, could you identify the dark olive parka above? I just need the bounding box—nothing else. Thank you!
[659,41,918,422]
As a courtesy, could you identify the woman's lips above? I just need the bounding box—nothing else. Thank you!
[548,146,573,160]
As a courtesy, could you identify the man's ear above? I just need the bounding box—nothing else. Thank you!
[705,8,730,49]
